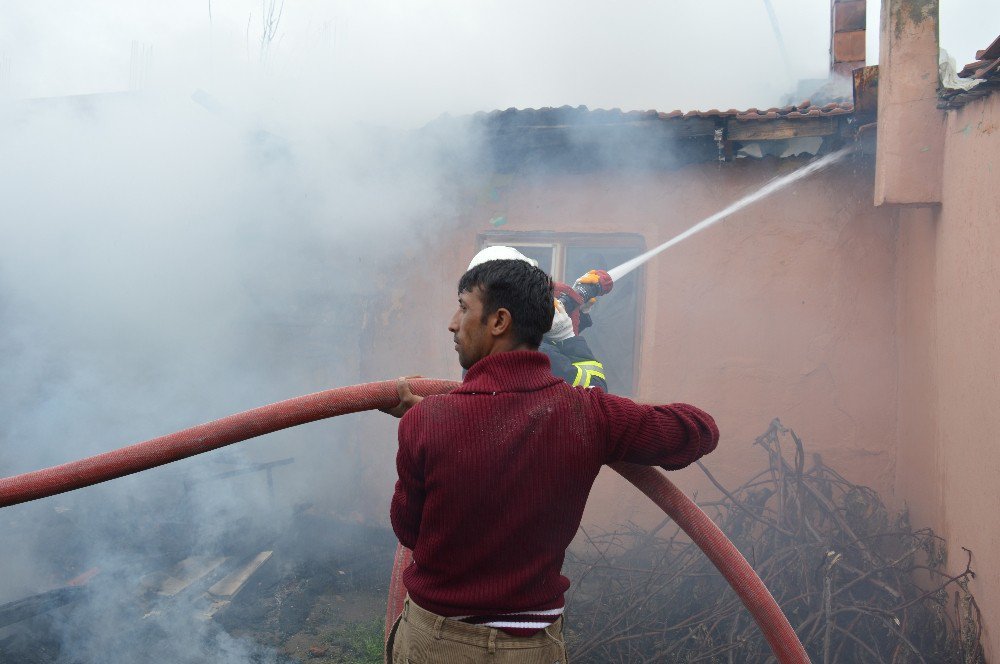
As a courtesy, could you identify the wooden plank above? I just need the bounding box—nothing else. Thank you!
[155,556,228,597]
[853,66,879,117]
[502,116,718,140]
[0,567,100,628]
[208,551,272,599]
[0,587,85,628]
[725,116,836,141]
[199,599,231,621]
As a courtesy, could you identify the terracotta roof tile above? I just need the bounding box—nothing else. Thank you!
[731,100,852,121]
[470,99,854,131]
[976,34,1000,62]
[958,34,1000,81]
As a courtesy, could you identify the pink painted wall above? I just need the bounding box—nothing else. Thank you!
[894,91,1000,657]
[355,157,900,534]
[873,0,1000,654]
[874,0,945,204]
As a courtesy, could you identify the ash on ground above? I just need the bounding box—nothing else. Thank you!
[0,510,395,664]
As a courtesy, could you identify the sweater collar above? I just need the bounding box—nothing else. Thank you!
[453,350,562,394]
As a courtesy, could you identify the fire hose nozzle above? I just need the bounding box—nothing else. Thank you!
[557,269,614,314]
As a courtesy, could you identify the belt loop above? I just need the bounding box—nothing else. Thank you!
[433,615,445,640]
[488,628,497,654]
[543,617,563,644]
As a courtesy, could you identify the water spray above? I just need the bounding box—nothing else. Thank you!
[558,148,852,310]
[608,147,853,282]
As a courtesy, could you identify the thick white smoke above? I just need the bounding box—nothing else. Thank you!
[0,66,483,663]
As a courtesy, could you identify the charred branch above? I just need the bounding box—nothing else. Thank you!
[564,420,985,663]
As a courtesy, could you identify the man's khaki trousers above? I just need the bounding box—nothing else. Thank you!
[387,598,568,664]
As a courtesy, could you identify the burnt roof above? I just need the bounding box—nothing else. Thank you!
[457,102,854,173]
[939,33,1000,109]
[475,101,853,125]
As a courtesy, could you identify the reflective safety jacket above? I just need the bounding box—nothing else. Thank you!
[539,335,607,391]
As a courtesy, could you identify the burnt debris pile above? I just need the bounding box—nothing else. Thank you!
[0,509,395,664]
[564,420,984,663]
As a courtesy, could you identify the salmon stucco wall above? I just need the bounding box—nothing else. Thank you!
[895,91,1000,657]
[875,0,945,204]
[358,156,900,533]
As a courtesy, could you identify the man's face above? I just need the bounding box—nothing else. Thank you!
[448,287,491,370]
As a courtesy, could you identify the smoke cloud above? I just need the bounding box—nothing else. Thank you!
[0,0,849,118]
[0,45,482,664]
[0,0,919,661]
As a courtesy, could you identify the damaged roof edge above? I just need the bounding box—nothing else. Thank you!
[459,102,857,172]
[939,33,1000,109]
[472,101,854,130]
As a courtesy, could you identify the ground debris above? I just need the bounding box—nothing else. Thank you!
[564,420,985,664]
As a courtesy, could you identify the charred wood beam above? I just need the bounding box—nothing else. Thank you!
[725,116,838,141]
[0,568,98,628]
[184,457,294,488]
[0,586,86,628]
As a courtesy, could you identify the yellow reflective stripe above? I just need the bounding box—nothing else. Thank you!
[571,361,604,388]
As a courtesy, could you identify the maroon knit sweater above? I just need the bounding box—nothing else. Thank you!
[390,350,718,620]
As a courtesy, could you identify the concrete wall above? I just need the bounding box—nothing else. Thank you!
[356,156,900,532]
[895,91,1000,657]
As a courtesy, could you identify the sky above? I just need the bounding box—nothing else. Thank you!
[1,0,994,127]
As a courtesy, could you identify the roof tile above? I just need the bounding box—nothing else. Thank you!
[941,33,1000,108]
[472,97,855,127]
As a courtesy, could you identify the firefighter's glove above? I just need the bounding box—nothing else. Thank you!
[575,270,613,314]
[545,299,575,342]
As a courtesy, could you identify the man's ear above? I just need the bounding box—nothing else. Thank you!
[489,307,513,337]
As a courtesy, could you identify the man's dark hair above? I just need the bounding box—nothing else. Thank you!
[458,259,554,348]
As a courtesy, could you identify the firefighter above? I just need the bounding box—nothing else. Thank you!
[467,246,608,391]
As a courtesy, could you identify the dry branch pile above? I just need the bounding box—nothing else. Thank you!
[564,420,984,664]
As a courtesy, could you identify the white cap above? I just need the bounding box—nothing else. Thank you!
[467,245,537,271]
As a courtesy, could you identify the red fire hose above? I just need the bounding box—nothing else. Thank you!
[0,378,808,663]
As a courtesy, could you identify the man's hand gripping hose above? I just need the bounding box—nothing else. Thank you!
[0,379,808,663]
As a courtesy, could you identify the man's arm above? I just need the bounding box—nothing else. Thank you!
[593,392,719,470]
[540,336,608,391]
[389,407,426,549]
[541,297,609,391]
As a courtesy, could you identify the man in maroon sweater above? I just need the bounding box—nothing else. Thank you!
[384,259,718,663]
